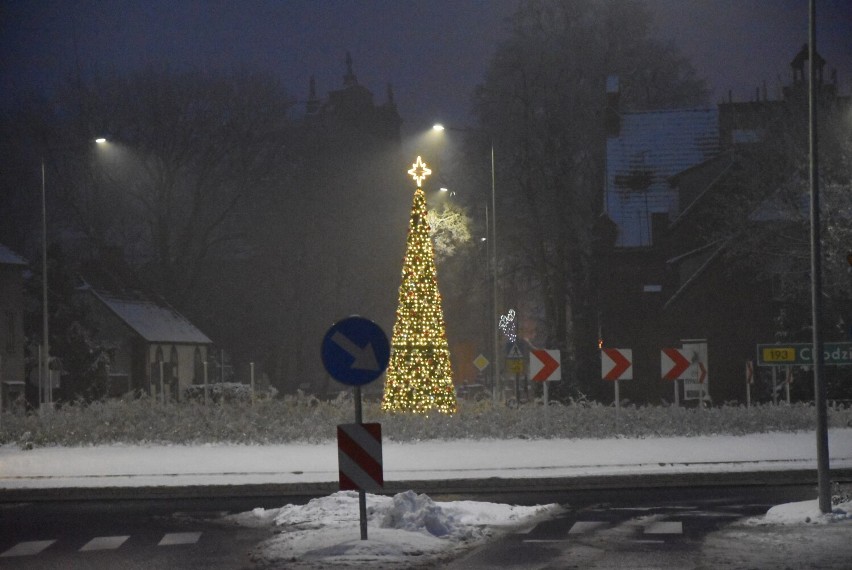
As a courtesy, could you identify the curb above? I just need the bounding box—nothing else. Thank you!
[2,468,850,502]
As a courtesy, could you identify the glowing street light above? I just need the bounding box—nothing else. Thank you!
[431,123,501,402]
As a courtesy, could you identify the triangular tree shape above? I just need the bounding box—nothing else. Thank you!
[381,156,457,414]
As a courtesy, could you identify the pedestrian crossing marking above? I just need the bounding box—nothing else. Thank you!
[569,521,607,534]
[0,540,56,557]
[79,535,130,551]
[158,532,202,546]
[643,521,683,534]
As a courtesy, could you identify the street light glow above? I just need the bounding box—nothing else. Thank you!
[430,122,501,402]
[95,138,107,144]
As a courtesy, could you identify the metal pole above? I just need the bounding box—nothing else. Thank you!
[38,345,42,406]
[674,379,679,406]
[490,143,500,403]
[354,385,363,424]
[250,361,255,404]
[353,384,367,540]
[614,379,620,428]
[747,367,752,408]
[785,366,792,404]
[772,366,778,404]
[809,0,830,514]
[41,158,50,407]
[203,360,209,405]
[485,205,493,396]
[159,360,165,404]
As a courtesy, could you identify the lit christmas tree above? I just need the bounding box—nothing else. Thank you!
[381,156,457,414]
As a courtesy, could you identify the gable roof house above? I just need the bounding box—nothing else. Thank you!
[0,244,28,410]
[77,266,211,401]
[597,46,849,404]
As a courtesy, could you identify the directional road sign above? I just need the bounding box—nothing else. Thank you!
[530,349,560,382]
[601,348,632,381]
[661,348,693,380]
[321,317,390,386]
[473,354,490,371]
[756,342,852,366]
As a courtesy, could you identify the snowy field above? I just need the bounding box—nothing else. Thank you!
[1,429,850,489]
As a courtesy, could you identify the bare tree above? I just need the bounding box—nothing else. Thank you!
[52,68,298,306]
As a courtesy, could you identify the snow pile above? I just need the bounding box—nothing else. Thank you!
[381,490,463,537]
[762,499,852,525]
[233,491,558,568]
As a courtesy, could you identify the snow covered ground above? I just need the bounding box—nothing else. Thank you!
[1,429,851,568]
[1,429,851,489]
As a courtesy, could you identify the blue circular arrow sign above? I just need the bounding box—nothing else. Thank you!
[321,316,390,386]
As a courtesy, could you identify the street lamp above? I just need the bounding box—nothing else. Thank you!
[39,138,108,406]
[432,123,501,402]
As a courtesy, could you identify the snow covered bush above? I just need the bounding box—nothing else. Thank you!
[0,396,850,448]
[184,382,278,403]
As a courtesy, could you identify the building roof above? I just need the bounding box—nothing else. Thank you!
[82,284,211,344]
[0,243,28,266]
[606,108,719,247]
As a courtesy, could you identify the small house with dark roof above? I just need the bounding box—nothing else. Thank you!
[0,243,28,409]
[78,273,211,401]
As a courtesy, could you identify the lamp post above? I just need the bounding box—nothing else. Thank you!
[39,138,107,406]
[432,124,501,402]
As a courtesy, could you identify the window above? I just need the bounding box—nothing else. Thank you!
[170,346,179,381]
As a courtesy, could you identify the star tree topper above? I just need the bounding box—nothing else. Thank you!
[408,155,432,187]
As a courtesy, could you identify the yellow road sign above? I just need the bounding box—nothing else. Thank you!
[473,354,489,371]
[506,359,524,374]
[760,347,796,363]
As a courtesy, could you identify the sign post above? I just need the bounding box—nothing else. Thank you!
[601,348,632,415]
[321,316,390,541]
[530,349,560,412]
[757,342,852,366]
[681,340,708,406]
[506,343,524,406]
[661,347,691,405]
[745,360,754,408]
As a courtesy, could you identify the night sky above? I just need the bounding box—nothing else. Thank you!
[2,0,851,134]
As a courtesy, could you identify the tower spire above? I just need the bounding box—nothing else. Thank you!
[343,51,358,87]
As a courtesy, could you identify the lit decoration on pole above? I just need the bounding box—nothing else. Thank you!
[381,156,457,414]
[499,309,517,343]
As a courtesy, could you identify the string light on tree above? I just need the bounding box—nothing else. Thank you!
[381,156,457,414]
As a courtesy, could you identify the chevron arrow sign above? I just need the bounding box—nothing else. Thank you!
[530,349,561,382]
[661,348,693,380]
[601,348,633,381]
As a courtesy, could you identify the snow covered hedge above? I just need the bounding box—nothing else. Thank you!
[2,392,851,448]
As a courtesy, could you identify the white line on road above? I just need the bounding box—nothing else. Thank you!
[159,532,202,546]
[0,540,56,557]
[569,521,608,534]
[80,535,130,551]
